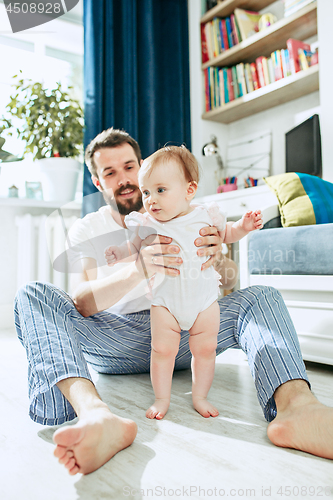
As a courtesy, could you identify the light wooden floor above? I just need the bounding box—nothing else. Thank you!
[1,327,332,500]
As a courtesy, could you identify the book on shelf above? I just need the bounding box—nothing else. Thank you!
[221,19,229,51]
[287,38,311,73]
[250,62,260,90]
[298,48,316,70]
[234,8,261,40]
[201,14,245,62]
[232,66,240,99]
[283,0,316,17]
[267,58,275,84]
[227,68,235,101]
[244,63,254,92]
[201,23,209,63]
[230,14,240,45]
[203,40,318,112]
[219,68,225,105]
[262,57,270,86]
[255,57,265,88]
[237,63,247,96]
[223,68,229,104]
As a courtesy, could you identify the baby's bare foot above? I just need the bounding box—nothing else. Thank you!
[193,396,219,418]
[53,404,137,475]
[146,398,170,420]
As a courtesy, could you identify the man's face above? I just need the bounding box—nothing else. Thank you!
[92,144,143,215]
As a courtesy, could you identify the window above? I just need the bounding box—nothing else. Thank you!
[0,0,83,158]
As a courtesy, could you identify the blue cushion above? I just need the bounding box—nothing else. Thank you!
[248,223,333,275]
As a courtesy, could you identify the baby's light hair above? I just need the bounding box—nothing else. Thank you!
[140,145,200,184]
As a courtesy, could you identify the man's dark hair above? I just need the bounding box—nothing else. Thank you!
[85,128,142,178]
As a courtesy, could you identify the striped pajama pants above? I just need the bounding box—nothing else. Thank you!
[14,282,309,426]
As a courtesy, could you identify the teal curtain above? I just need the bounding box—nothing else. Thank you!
[83,0,191,215]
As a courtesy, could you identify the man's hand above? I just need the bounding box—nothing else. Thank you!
[194,226,223,271]
[136,234,183,279]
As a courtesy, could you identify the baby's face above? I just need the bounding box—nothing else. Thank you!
[138,160,192,222]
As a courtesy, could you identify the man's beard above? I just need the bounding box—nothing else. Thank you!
[102,185,143,215]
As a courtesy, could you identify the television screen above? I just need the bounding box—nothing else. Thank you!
[285,114,322,177]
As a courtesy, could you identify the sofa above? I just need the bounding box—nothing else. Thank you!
[239,173,333,366]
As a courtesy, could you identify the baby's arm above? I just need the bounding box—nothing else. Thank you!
[223,210,263,244]
[105,233,143,267]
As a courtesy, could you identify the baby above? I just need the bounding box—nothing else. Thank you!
[105,146,263,420]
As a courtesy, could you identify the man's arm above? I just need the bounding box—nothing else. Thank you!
[70,235,182,317]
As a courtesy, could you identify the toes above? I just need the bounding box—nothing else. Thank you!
[53,444,67,459]
[68,464,81,476]
[58,450,74,465]
[65,457,77,470]
[146,408,158,419]
[155,412,165,420]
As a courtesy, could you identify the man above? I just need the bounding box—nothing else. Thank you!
[15,128,333,476]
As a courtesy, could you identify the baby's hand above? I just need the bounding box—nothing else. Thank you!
[240,210,263,232]
[105,245,122,266]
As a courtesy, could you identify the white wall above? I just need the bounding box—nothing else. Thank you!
[189,0,331,192]
[317,0,333,182]
[188,0,229,198]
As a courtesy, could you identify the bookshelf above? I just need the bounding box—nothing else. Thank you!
[201,0,319,124]
[202,63,319,123]
[201,0,276,23]
[202,2,317,69]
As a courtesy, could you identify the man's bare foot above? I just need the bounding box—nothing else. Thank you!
[53,404,138,475]
[193,396,219,418]
[267,382,333,460]
[146,398,170,420]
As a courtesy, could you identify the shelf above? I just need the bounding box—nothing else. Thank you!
[0,197,82,209]
[202,2,317,69]
[202,64,319,124]
[201,0,276,23]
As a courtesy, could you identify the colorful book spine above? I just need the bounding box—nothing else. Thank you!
[233,14,242,43]
[219,68,225,105]
[201,23,209,63]
[298,49,309,70]
[262,57,270,85]
[231,66,239,99]
[235,64,243,97]
[275,50,283,80]
[225,17,234,48]
[267,57,275,84]
[237,63,247,95]
[223,68,229,103]
[255,57,265,87]
[227,68,235,101]
[213,18,222,55]
[205,23,213,60]
[221,19,229,51]
[244,63,254,92]
[219,20,225,52]
[250,62,260,90]
[230,14,239,45]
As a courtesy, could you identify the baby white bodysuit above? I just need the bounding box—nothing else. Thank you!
[125,204,226,330]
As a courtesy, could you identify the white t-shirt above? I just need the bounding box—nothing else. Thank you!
[67,205,151,315]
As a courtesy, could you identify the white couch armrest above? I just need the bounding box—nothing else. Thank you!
[238,203,280,289]
[261,203,280,225]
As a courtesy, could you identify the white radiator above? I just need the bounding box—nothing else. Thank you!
[15,213,78,292]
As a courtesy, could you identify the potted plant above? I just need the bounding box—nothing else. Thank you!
[0,74,84,202]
